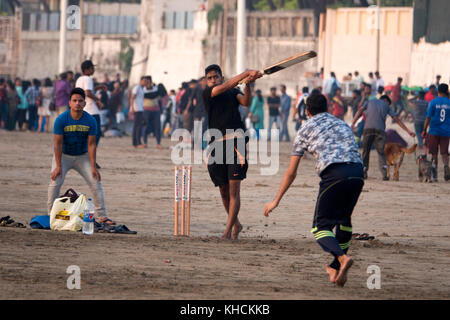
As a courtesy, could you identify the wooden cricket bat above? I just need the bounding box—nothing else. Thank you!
[240,50,317,83]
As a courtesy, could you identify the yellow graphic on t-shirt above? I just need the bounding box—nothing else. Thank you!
[64,125,90,132]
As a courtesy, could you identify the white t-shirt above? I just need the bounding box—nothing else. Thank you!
[376,78,385,90]
[75,75,99,115]
[132,85,144,112]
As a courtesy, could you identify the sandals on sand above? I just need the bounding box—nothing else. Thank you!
[0,216,26,228]
[97,217,116,225]
[352,233,375,241]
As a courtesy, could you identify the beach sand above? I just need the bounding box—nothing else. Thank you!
[0,124,449,299]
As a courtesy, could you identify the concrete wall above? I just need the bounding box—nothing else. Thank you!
[129,0,208,90]
[205,10,318,97]
[410,39,450,87]
[319,7,413,86]
[16,3,140,80]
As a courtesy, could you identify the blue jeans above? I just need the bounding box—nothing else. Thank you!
[280,113,290,142]
[142,110,161,145]
[392,101,403,117]
[28,104,38,131]
[414,121,425,147]
[268,115,281,141]
[93,114,102,146]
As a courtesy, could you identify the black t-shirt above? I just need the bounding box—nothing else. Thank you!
[203,85,245,135]
[193,86,207,119]
[267,96,280,116]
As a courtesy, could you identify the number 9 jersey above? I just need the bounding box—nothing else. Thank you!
[427,96,450,137]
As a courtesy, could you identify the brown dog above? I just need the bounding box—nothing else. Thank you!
[384,143,417,181]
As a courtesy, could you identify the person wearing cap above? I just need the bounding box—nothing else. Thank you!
[422,83,450,182]
[75,60,104,168]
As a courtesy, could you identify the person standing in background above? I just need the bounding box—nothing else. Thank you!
[107,81,122,130]
[248,89,264,140]
[408,91,428,152]
[391,77,403,116]
[53,72,73,131]
[375,71,384,92]
[142,76,163,150]
[280,84,291,142]
[75,60,103,168]
[38,78,54,133]
[129,76,147,148]
[15,78,28,131]
[425,85,437,103]
[267,87,281,141]
[5,80,19,131]
[0,79,8,129]
[76,61,103,144]
[422,83,450,182]
[368,72,377,96]
[331,88,346,120]
[25,78,41,131]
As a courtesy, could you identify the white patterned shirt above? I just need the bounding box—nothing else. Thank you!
[292,112,362,175]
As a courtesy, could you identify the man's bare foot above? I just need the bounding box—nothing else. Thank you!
[156,144,163,150]
[335,255,353,287]
[221,232,232,240]
[325,265,338,283]
[231,223,243,240]
[136,144,147,149]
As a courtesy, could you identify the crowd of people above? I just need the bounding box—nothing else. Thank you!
[2,64,448,182]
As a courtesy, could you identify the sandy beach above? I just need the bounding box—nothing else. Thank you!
[0,124,449,299]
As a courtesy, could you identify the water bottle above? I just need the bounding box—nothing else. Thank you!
[82,198,95,235]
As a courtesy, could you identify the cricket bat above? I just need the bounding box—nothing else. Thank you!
[240,50,317,83]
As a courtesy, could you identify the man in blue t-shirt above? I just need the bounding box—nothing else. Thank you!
[47,88,116,225]
[423,83,450,181]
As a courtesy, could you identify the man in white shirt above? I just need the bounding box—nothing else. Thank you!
[129,76,147,148]
[375,71,385,91]
[75,60,103,146]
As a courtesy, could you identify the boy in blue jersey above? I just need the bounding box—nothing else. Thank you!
[47,88,116,225]
[423,83,450,182]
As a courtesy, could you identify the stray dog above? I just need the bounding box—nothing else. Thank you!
[384,143,417,181]
[416,154,433,183]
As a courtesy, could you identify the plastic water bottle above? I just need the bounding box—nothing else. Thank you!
[82,198,95,235]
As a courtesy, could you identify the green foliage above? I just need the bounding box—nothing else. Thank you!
[119,38,134,75]
[207,3,223,33]
[253,0,272,11]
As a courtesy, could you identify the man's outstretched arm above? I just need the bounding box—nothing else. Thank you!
[264,155,301,217]
[392,116,416,137]
[211,70,262,98]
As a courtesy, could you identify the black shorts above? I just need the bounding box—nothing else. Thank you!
[312,162,364,231]
[206,138,248,187]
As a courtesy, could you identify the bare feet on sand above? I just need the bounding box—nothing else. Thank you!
[231,223,243,240]
[325,265,338,283]
[221,223,243,240]
[335,255,353,287]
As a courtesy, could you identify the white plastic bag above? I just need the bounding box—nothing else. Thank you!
[50,193,87,231]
